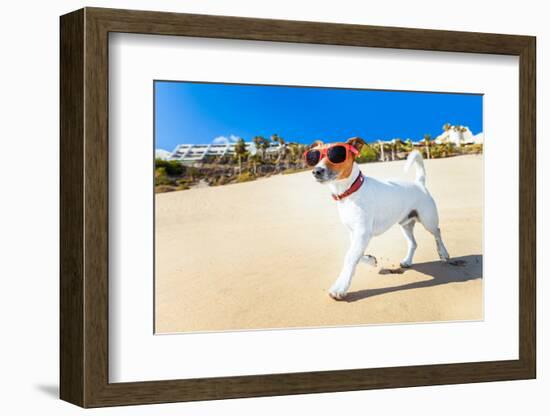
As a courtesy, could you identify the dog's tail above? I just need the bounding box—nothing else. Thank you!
[404,150,426,187]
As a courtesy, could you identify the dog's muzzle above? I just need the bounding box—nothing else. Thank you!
[312,167,325,179]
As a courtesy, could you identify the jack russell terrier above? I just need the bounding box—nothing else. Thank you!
[304,137,450,300]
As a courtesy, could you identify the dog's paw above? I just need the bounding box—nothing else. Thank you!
[437,246,450,262]
[361,255,377,267]
[329,282,348,301]
[399,259,412,268]
[329,290,346,301]
[439,253,450,263]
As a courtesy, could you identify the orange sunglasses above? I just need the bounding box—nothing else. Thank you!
[303,143,359,167]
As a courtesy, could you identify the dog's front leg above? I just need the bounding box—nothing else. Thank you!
[329,229,371,300]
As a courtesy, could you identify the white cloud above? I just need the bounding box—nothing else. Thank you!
[155,149,171,160]
[212,134,242,145]
[212,136,229,145]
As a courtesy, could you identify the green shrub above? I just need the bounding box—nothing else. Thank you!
[155,159,184,176]
[155,167,176,186]
[430,146,444,159]
[235,171,256,183]
[356,144,378,163]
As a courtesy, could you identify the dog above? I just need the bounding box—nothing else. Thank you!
[304,137,450,300]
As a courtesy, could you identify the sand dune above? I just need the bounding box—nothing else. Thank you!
[155,155,483,333]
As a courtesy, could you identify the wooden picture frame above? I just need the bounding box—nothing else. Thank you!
[60,7,536,408]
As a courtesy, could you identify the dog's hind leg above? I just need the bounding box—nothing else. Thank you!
[431,227,450,262]
[399,220,417,268]
[418,209,450,262]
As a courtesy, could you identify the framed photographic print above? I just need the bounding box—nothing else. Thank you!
[60,7,536,408]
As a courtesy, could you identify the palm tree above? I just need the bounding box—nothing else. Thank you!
[393,138,407,159]
[249,153,261,175]
[234,138,247,174]
[423,134,432,159]
[377,140,386,161]
[270,133,280,159]
[271,134,287,169]
[288,143,301,166]
[390,138,407,160]
[269,134,279,162]
[252,135,263,157]
[251,136,262,173]
[256,136,270,162]
[390,139,397,161]
[279,143,290,169]
[404,138,414,153]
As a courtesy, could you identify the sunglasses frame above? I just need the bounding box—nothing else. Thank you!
[303,143,359,167]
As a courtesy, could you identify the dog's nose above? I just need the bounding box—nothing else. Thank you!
[312,167,325,177]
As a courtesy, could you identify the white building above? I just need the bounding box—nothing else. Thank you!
[164,141,282,163]
[434,125,482,145]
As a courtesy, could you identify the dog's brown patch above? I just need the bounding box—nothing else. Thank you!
[332,156,355,180]
[308,140,324,150]
[346,137,366,153]
[330,137,366,180]
[399,209,419,226]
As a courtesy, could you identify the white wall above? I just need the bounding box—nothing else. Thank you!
[0,0,545,414]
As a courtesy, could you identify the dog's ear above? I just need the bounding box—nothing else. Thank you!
[346,137,366,153]
[308,140,324,149]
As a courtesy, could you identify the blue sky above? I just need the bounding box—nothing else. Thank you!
[155,81,482,151]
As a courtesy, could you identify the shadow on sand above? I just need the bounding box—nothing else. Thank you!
[345,254,482,303]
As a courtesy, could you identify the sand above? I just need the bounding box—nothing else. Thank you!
[155,154,483,333]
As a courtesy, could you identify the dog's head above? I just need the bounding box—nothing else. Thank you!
[305,137,365,183]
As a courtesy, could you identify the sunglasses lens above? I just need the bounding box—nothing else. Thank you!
[305,150,321,166]
[327,145,347,164]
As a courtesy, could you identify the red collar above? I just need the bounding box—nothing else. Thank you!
[332,173,364,201]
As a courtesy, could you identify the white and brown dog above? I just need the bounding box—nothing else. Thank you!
[304,137,450,300]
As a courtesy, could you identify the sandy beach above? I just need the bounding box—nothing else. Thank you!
[155,154,483,333]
